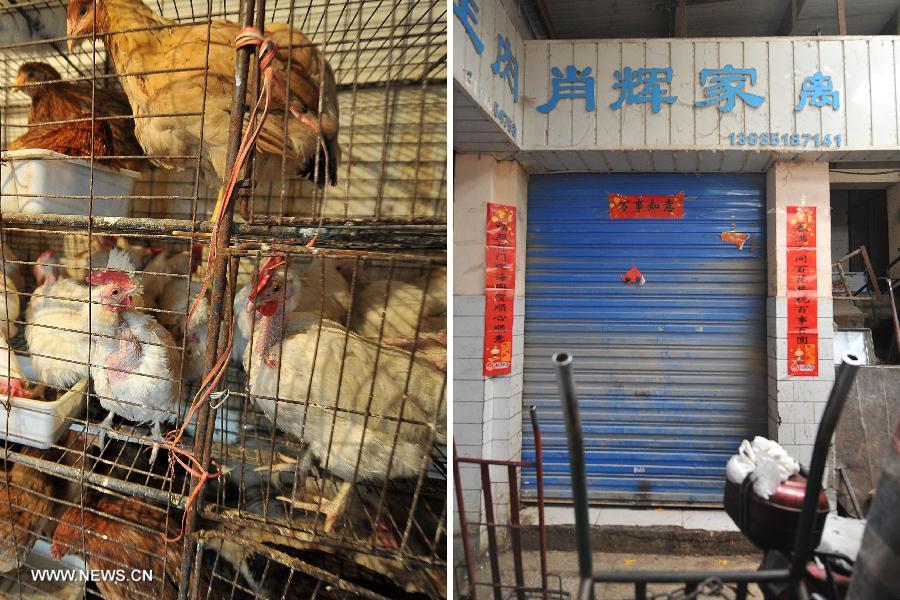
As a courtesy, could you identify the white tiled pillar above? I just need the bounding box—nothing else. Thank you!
[766,161,835,467]
[453,154,528,550]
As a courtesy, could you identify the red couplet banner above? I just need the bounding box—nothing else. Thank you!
[786,205,818,377]
[484,203,517,377]
[609,192,685,219]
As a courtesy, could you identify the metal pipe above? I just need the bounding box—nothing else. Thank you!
[6,450,188,508]
[552,352,594,600]
[530,405,550,600]
[591,569,792,583]
[789,352,863,585]
[0,213,447,245]
[176,0,259,593]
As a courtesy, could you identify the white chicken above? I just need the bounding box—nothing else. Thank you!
[25,250,91,389]
[242,256,446,539]
[84,249,183,462]
[351,270,446,341]
[141,243,205,312]
[0,242,24,294]
[63,235,158,283]
[231,255,351,368]
[350,268,447,369]
[165,281,208,386]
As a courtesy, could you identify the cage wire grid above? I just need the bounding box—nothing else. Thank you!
[0,0,447,594]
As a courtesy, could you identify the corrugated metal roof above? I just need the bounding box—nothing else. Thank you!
[537,0,898,39]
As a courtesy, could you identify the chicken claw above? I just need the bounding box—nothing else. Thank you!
[255,451,313,491]
[95,411,115,451]
[276,480,352,533]
[147,421,164,465]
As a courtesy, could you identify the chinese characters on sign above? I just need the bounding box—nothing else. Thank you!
[786,206,818,377]
[537,66,596,113]
[609,192,685,219]
[610,67,677,113]
[532,62,842,120]
[453,0,484,55]
[696,65,764,112]
[455,0,520,106]
[795,72,840,111]
[484,203,517,377]
[491,35,519,102]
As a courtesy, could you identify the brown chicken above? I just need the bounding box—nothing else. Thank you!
[0,457,55,573]
[9,62,143,170]
[66,0,340,187]
[51,495,220,600]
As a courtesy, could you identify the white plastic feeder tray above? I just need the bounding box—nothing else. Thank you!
[1,149,139,216]
[0,355,87,449]
[0,540,85,600]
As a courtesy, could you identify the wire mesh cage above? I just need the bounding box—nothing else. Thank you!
[0,0,447,595]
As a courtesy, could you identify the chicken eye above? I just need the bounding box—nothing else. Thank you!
[272,285,281,293]
[111,289,119,296]
[79,4,88,16]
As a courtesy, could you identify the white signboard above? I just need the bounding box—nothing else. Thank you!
[520,38,900,152]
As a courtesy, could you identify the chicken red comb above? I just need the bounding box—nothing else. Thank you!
[88,270,132,286]
[249,254,287,301]
[149,246,164,256]
[96,236,118,250]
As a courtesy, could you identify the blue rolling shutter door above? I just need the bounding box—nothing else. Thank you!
[522,173,767,505]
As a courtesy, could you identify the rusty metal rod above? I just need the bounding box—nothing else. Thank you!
[0,212,445,230]
[530,406,550,600]
[859,245,882,301]
[453,442,479,600]
[887,278,900,357]
[195,530,393,600]
[6,449,188,508]
[176,0,259,593]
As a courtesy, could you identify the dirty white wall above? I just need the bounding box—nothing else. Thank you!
[453,153,527,546]
[766,160,835,466]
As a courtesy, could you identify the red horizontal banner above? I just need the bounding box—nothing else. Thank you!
[609,192,684,219]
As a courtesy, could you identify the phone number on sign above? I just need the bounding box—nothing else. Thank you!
[729,132,843,148]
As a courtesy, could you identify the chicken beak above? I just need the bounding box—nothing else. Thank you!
[11,73,24,93]
[67,36,77,52]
